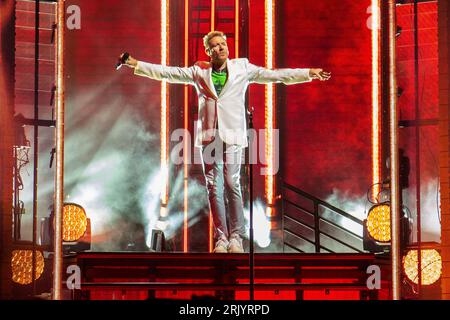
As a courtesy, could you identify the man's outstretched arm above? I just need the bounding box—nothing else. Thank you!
[120,54,196,85]
[246,59,330,84]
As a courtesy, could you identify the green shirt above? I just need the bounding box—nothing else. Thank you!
[211,68,228,96]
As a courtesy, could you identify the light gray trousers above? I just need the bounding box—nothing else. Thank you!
[200,136,246,241]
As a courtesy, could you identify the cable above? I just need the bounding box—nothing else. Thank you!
[16,147,30,191]
[364,181,390,222]
[366,182,386,205]
[402,204,412,219]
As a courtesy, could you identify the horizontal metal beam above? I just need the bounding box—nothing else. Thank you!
[398,119,438,127]
[396,0,436,4]
[78,282,371,291]
[16,117,55,127]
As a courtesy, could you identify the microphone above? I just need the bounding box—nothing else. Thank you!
[116,52,130,70]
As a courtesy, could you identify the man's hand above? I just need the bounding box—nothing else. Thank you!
[309,68,331,81]
[119,53,138,68]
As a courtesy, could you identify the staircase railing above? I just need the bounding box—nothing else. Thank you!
[282,183,365,253]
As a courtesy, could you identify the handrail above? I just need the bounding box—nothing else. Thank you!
[282,183,365,253]
[284,227,316,246]
[319,232,362,253]
[284,183,363,224]
[284,199,363,239]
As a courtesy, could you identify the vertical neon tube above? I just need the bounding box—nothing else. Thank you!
[160,0,169,220]
[372,0,381,199]
[388,0,400,300]
[208,0,216,253]
[53,0,65,300]
[183,0,189,253]
[211,0,215,31]
[235,0,239,58]
[265,0,275,220]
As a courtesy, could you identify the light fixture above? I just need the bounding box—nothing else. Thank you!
[11,250,45,285]
[40,203,91,253]
[366,203,391,242]
[62,203,88,242]
[363,203,412,253]
[150,229,165,252]
[371,0,381,204]
[403,247,442,286]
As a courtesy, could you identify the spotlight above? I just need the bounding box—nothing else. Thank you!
[403,246,442,286]
[11,250,45,285]
[396,25,402,37]
[61,203,91,252]
[363,203,412,253]
[62,203,88,242]
[40,203,91,253]
[151,229,165,252]
[366,204,391,242]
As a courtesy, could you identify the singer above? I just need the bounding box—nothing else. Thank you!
[120,31,330,253]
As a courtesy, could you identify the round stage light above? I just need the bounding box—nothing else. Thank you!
[62,203,88,242]
[366,204,391,242]
[11,250,45,285]
[403,249,442,285]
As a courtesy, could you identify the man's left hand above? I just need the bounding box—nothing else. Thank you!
[309,69,331,81]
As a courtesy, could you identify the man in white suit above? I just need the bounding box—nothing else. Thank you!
[121,31,330,253]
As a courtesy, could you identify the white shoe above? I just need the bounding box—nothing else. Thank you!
[213,239,228,253]
[228,237,244,253]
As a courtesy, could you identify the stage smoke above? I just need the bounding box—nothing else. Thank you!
[324,189,366,237]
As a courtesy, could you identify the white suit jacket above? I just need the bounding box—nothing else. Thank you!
[134,58,311,147]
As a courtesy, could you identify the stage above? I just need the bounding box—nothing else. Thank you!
[1,0,449,302]
[62,252,391,300]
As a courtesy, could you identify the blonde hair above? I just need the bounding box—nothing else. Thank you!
[203,31,227,50]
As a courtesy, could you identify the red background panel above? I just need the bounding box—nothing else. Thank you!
[280,0,373,199]
[63,0,163,249]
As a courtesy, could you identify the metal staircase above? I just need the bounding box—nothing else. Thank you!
[282,183,365,253]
